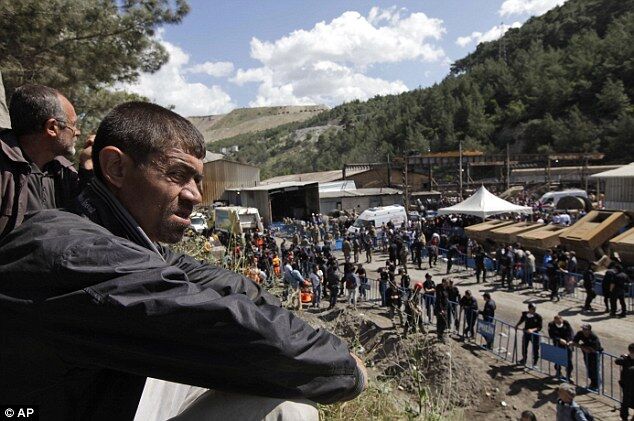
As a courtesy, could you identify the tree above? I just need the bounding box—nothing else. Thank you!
[0,0,189,134]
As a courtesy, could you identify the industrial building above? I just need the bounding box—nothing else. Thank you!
[260,167,428,191]
[589,163,634,211]
[319,188,403,214]
[201,151,260,205]
[225,181,320,225]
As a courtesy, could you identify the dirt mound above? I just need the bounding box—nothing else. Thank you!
[300,306,493,412]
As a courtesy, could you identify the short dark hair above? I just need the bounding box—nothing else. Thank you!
[9,84,66,137]
[93,102,206,180]
[520,410,537,421]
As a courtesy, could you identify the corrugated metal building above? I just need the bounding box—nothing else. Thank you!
[589,163,634,211]
[226,181,320,225]
[319,187,403,214]
[260,167,428,191]
[201,151,260,205]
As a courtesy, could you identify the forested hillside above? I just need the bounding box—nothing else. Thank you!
[210,0,634,178]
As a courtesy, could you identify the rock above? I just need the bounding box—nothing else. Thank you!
[501,401,507,407]
[485,392,491,397]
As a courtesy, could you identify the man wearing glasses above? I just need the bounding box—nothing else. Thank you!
[0,83,91,238]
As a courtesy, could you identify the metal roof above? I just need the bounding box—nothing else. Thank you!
[228,181,318,191]
[320,187,402,199]
[260,168,368,184]
[589,163,634,179]
[203,151,225,163]
[203,151,260,168]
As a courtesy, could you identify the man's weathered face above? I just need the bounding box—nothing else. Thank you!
[120,148,203,243]
[55,95,80,157]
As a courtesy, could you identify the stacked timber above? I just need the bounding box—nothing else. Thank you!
[464,220,516,243]
[609,228,634,266]
[517,224,570,252]
[559,211,630,262]
[488,221,545,244]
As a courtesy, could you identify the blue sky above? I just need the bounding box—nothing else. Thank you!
[123,0,567,116]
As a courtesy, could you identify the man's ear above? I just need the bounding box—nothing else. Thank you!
[43,118,58,138]
[99,146,134,189]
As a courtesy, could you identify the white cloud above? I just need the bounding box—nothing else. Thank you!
[234,7,446,106]
[456,22,522,47]
[499,0,567,17]
[122,37,235,116]
[186,61,234,77]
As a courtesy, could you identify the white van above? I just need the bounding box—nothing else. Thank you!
[538,189,588,208]
[214,206,263,234]
[348,205,407,234]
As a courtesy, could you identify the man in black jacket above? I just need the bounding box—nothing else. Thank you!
[610,264,629,318]
[0,102,367,420]
[573,324,603,390]
[516,303,543,367]
[548,315,574,381]
[460,290,478,339]
[615,343,634,421]
[479,292,496,349]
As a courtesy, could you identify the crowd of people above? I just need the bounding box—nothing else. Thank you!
[235,210,632,420]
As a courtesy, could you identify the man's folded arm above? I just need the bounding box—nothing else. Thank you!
[36,270,363,404]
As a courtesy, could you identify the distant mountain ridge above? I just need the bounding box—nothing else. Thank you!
[189,105,328,143]
[208,0,634,179]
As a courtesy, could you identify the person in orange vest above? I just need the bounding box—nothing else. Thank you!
[272,253,281,278]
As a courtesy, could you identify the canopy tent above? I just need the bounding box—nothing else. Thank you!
[438,186,532,219]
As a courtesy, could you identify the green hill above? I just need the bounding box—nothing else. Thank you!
[209,0,634,179]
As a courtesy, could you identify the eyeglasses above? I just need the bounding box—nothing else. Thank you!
[55,119,80,136]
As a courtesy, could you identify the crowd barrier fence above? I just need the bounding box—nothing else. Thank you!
[326,276,626,404]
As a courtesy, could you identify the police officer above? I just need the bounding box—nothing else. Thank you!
[474,246,487,283]
[479,292,497,349]
[610,264,629,318]
[548,315,574,381]
[572,324,603,390]
[515,303,543,367]
[460,290,478,339]
[615,343,634,421]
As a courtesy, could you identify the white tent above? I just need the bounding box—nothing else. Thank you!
[438,186,533,218]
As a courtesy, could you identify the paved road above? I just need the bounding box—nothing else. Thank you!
[323,248,632,400]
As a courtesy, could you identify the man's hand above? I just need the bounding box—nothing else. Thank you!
[79,134,95,171]
[350,353,368,391]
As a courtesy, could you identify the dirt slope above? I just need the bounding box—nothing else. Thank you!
[189,105,328,143]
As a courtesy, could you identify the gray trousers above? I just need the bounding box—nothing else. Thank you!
[135,378,319,421]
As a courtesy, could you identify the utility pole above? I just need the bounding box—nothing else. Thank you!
[404,156,410,210]
[505,143,510,191]
[459,140,463,199]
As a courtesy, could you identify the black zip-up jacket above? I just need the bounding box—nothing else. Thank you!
[548,320,573,348]
[517,311,543,332]
[0,184,363,420]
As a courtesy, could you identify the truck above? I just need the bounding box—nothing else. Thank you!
[538,189,588,209]
[213,206,264,235]
[347,205,407,234]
